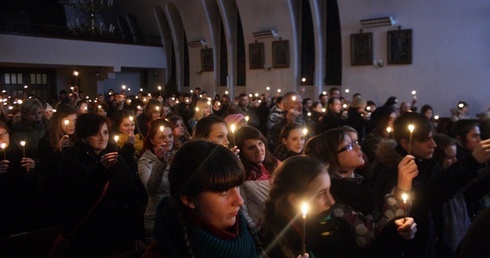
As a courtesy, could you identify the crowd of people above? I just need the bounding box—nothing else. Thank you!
[0,86,489,257]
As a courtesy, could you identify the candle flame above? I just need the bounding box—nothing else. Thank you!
[129,116,134,122]
[160,126,164,133]
[303,128,308,136]
[20,141,25,147]
[402,193,408,203]
[245,116,250,122]
[114,135,119,143]
[386,127,392,133]
[64,119,69,126]
[408,124,415,133]
[0,143,6,149]
[301,202,309,217]
[292,96,297,101]
[230,124,236,134]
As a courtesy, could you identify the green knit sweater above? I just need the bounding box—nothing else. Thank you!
[154,197,260,257]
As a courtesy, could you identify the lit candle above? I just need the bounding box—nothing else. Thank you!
[158,85,162,96]
[301,202,309,254]
[245,116,250,122]
[303,128,308,136]
[64,119,69,134]
[386,126,392,137]
[160,125,165,138]
[307,112,311,117]
[407,124,415,154]
[1,143,6,160]
[230,124,236,147]
[114,135,119,151]
[20,141,26,157]
[129,116,134,122]
[292,96,297,101]
[402,193,409,223]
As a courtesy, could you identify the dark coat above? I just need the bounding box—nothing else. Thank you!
[59,142,144,255]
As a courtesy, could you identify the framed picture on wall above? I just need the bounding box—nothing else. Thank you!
[350,32,373,65]
[201,48,214,72]
[272,40,289,68]
[387,29,412,64]
[249,42,265,69]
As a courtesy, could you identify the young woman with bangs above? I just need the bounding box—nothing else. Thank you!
[142,140,263,257]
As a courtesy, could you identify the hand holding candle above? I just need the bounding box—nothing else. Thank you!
[407,124,415,154]
[301,202,309,254]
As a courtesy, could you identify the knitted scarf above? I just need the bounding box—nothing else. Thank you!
[154,197,259,257]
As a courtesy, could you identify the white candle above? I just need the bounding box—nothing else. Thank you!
[301,202,309,254]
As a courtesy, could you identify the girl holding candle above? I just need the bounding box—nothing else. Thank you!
[363,106,398,163]
[261,155,416,258]
[111,109,147,208]
[188,98,213,134]
[142,140,263,257]
[235,126,279,230]
[38,104,77,225]
[10,98,48,169]
[136,98,163,138]
[303,128,418,255]
[59,113,145,255]
[138,119,175,242]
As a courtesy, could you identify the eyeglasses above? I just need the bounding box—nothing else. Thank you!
[338,141,359,153]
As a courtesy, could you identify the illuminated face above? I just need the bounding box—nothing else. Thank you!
[0,127,10,148]
[206,123,230,147]
[25,107,44,122]
[61,114,77,135]
[282,128,305,154]
[152,106,162,120]
[97,108,107,117]
[337,134,364,171]
[410,132,437,160]
[202,105,211,117]
[85,123,109,155]
[172,119,186,138]
[184,186,243,230]
[118,117,135,135]
[290,169,335,216]
[150,126,174,152]
[442,144,457,169]
[241,139,266,164]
